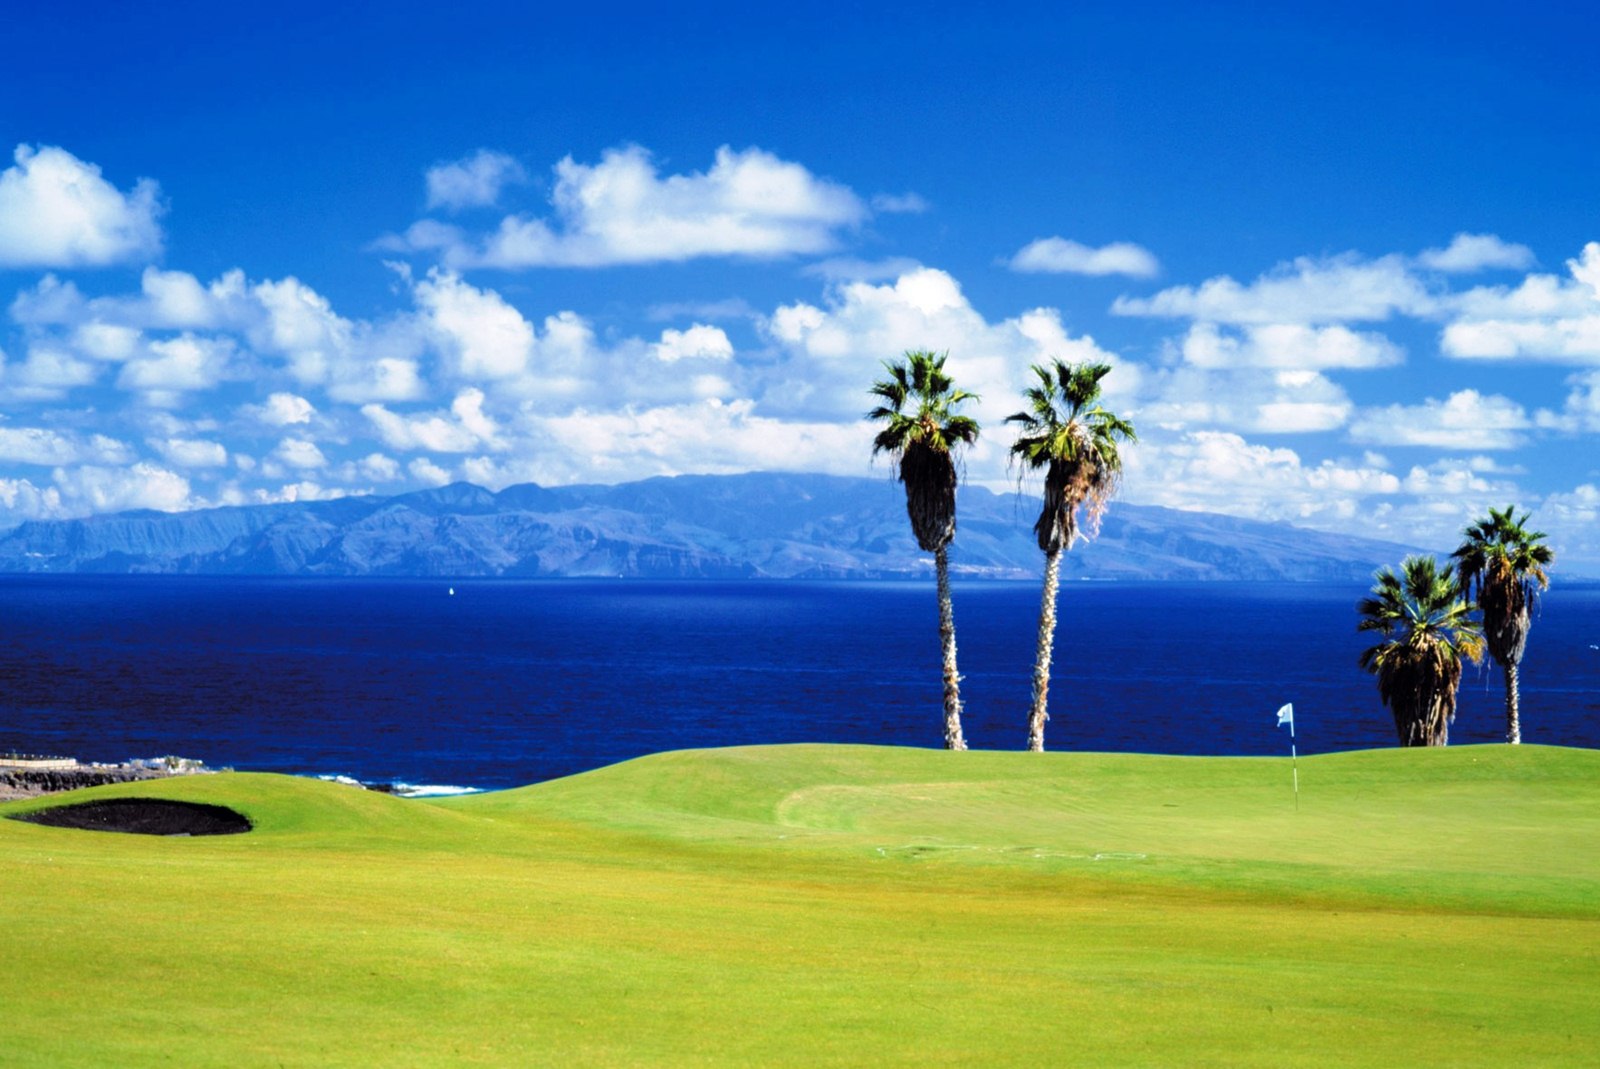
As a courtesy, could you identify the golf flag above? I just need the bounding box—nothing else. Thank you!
[1275,703,1299,810]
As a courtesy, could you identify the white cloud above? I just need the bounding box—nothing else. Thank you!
[73,323,141,361]
[412,269,534,380]
[1399,457,1519,499]
[1114,252,1433,325]
[765,266,1128,435]
[1348,390,1529,450]
[0,476,64,520]
[1439,243,1600,363]
[51,462,193,514]
[116,334,234,397]
[0,145,163,268]
[355,453,401,482]
[247,391,316,427]
[654,324,733,362]
[1139,368,1352,434]
[425,150,527,211]
[1417,233,1535,273]
[1124,430,1401,526]
[153,437,228,468]
[406,145,866,268]
[5,344,101,398]
[1009,237,1160,278]
[523,398,870,485]
[273,437,327,470]
[362,388,501,453]
[1535,370,1600,432]
[1177,322,1402,370]
[408,456,452,486]
[0,427,88,466]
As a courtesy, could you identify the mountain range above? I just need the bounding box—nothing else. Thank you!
[0,472,1418,581]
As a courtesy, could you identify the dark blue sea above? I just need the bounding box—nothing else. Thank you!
[2,577,1596,791]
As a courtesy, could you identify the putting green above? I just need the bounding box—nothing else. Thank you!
[2,744,1596,1067]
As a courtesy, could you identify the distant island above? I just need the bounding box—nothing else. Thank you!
[0,471,1417,582]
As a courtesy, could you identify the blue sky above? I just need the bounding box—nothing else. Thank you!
[2,1,1598,568]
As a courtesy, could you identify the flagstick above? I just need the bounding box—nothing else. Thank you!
[1290,721,1299,812]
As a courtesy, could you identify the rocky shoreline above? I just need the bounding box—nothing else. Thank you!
[0,756,214,802]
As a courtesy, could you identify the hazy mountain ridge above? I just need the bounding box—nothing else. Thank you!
[0,473,1417,581]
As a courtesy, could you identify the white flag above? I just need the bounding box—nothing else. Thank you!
[1275,703,1295,730]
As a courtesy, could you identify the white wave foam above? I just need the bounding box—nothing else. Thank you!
[391,782,483,797]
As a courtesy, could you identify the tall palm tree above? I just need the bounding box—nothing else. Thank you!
[1358,556,1485,747]
[868,350,981,751]
[1451,505,1554,744]
[1006,360,1136,752]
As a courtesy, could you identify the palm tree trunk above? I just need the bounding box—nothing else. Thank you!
[935,545,967,751]
[1504,662,1521,744]
[1027,547,1061,752]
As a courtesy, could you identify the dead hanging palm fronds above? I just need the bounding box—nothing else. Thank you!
[1008,361,1134,554]
[1006,359,1136,751]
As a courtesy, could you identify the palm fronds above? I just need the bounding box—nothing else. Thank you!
[1358,555,1484,746]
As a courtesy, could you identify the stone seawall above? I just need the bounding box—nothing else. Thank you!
[0,766,172,801]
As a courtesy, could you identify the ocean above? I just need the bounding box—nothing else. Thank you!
[2,576,1596,791]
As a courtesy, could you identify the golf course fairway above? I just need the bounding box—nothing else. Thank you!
[3,743,1597,1067]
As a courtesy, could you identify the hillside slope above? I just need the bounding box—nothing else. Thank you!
[0,472,1416,580]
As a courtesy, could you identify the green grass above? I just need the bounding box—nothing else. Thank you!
[2,744,1597,1067]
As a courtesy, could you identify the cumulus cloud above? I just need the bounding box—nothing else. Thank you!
[654,324,733,362]
[246,392,317,427]
[151,437,228,468]
[411,269,535,380]
[524,398,870,485]
[766,266,1128,434]
[116,334,235,400]
[1113,252,1433,325]
[1348,390,1530,450]
[1008,237,1160,278]
[362,388,501,453]
[425,150,527,211]
[1535,370,1600,432]
[4,344,101,399]
[1123,430,1401,527]
[1417,233,1535,273]
[1138,368,1353,435]
[397,145,867,268]
[408,456,452,486]
[51,462,193,514]
[0,427,95,466]
[1440,242,1600,363]
[0,145,164,268]
[272,437,327,470]
[1177,322,1403,370]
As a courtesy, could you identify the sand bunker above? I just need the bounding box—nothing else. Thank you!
[8,798,252,836]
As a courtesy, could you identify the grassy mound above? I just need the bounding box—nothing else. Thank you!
[3,745,1597,1066]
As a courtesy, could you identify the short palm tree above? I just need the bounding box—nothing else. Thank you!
[1006,360,1136,752]
[1358,556,1485,747]
[868,350,981,751]
[1451,505,1554,744]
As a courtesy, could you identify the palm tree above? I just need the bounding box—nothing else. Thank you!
[1006,360,1136,752]
[1358,556,1485,747]
[868,350,981,751]
[1451,505,1554,744]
